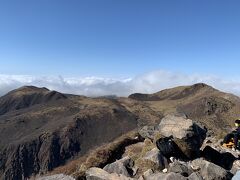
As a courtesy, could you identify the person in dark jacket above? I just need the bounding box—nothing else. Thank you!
[222,119,240,150]
[233,119,240,150]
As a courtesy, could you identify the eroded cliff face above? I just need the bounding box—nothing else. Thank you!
[1,112,137,179]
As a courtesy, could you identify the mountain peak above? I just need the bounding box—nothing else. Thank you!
[0,86,66,115]
[9,86,50,96]
[129,83,215,101]
[188,83,213,91]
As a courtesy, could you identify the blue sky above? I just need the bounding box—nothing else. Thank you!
[0,1,240,96]
[0,0,240,77]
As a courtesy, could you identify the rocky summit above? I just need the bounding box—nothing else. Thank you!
[82,115,236,180]
[0,84,240,179]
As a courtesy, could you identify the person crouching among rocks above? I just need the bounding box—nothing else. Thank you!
[222,119,240,151]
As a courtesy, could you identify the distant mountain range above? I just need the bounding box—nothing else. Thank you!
[0,83,239,179]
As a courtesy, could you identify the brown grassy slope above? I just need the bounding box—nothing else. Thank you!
[0,87,138,179]
[0,86,67,115]
[49,130,140,179]
[1,83,240,179]
[128,83,240,134]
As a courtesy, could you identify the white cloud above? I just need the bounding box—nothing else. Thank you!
[0,70,240,97]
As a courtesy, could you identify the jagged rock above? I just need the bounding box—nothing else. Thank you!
[202,145,236,170]
[86,167,133,180]
[188,172,203,180]
[123,142,145,159]
[158,115,206,159]
[37,174,75,180]
[86,168,111,180]
[191,158,232,180]
[144,172,187,180]
[143,169,154,178]
[137,169,154,180]
[168,161,193,177]
[103,156,134,177]
[143,148,168,170]
[139,126,158,140]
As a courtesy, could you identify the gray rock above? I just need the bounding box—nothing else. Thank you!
[168,161,193,177]
[143,148,168,170]
[86,168,110,180]
[103,156,134,177]
[37,174,75,180]
[86,167,133,180]
[143,169,154,178]
[139,126,159,140]
[188,172,203,180]
[158,115,206,159]
[145,172,187,180]
[191,158,232,180]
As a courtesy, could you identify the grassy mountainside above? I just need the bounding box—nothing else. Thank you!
[128,83,240,133]
[0,83,240,179]
[0,87,138,180]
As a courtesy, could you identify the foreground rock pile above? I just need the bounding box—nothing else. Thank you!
[85,115,239,180]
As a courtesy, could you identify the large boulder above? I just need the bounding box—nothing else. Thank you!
[139,126,159,140]
[86,167,133,180]
[188,172,203,180]
[86,168,111,180]
[144,172,187,180]
[202,145,236,170]
[103,156,134,177]
[143,148,168,170]
[168,161,193,177]
[191,158,232,180]
[143,169,154,177]
[158,115,206,159]
[37,174,75,180]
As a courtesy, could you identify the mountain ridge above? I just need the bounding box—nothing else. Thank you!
[0,83,239,179]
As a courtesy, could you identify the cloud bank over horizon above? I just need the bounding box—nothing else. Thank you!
[1,70,240,97]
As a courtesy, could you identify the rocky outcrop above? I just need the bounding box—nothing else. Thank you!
[191,158,232,180]
[143,148,168,170]
[37,174,75,180]
[86,167,132,180]
[144,172,187,180]
[158,114,206,159]
[103,157,134,177]
[201,145,236,170]
[188,172,203,180]
[168,161,193,177]
[82,114,237,180]
[138,126,158,140]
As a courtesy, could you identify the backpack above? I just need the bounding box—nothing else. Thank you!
[156,136,176,158]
